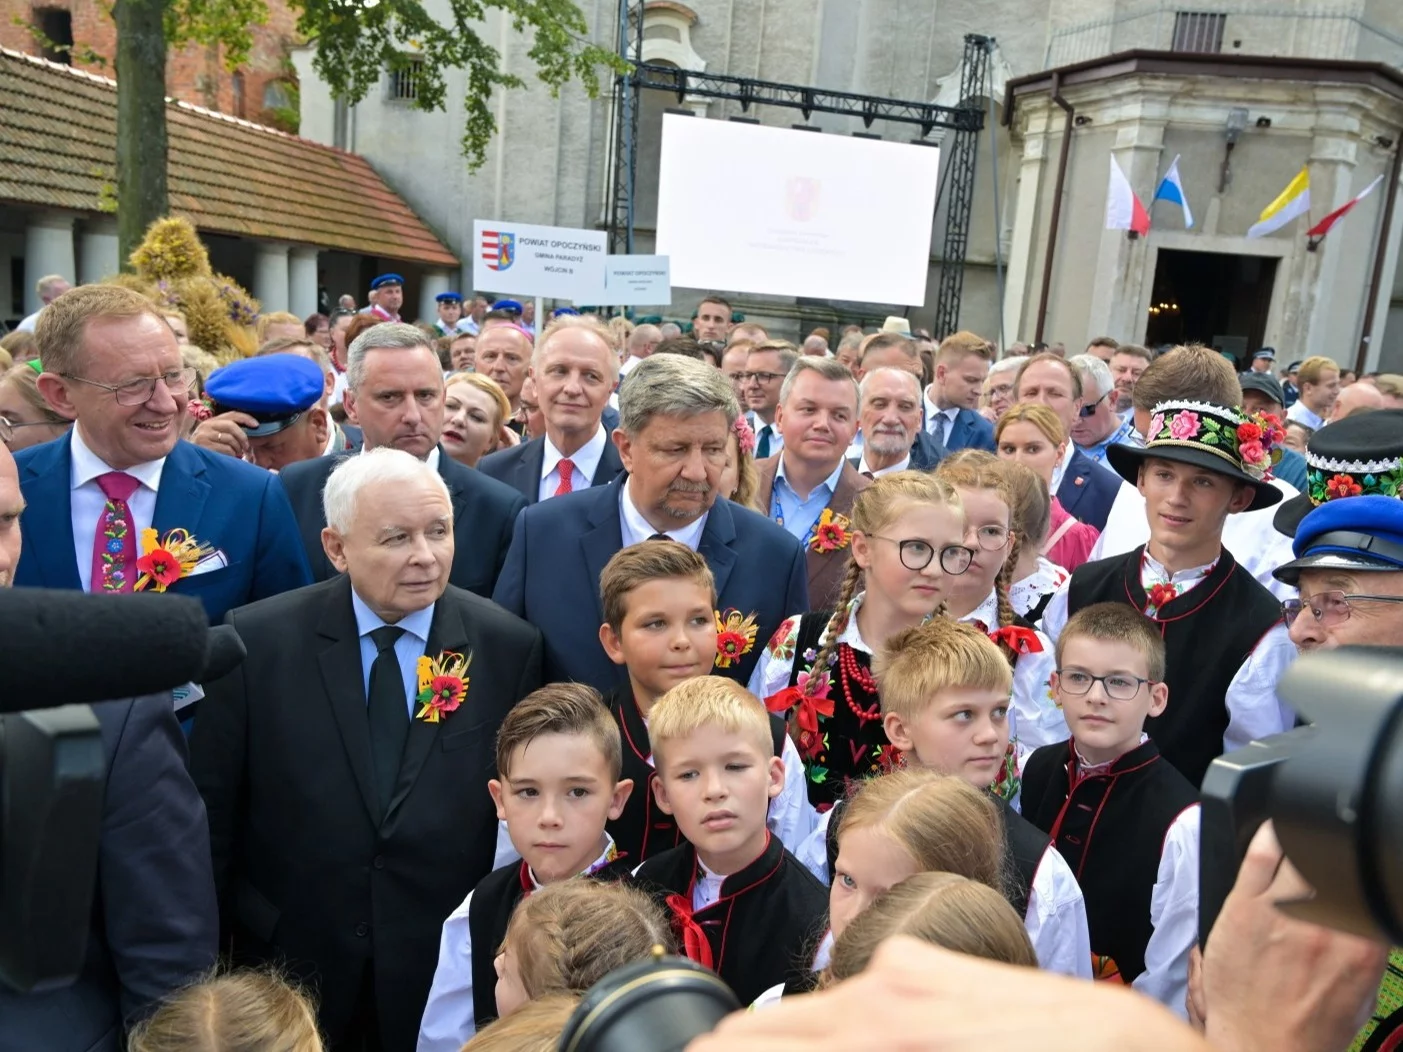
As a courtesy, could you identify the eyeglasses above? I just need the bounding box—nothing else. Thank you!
[871,535,974,574]
[970,524,1010,551]
[0,416,54,445]
[739,371,786,384]
[61,368,197,407]
[1055,669,1152,700]
[1280,590,1403,627]
[1079,393,1109,417]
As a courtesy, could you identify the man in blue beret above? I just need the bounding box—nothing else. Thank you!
[365,274,404,323]
[200,354,329,472]
[434,292,471,338]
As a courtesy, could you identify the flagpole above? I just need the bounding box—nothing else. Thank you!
[1358,145,1402,374]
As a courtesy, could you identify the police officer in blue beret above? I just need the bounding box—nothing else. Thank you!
[365,273,404,323]
[1274,495,1403,652]
[434,292,471,338]
[197,354,329,472]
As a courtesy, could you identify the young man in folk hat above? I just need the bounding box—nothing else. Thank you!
[1041,400,1298,785]
[1271,408,1403,537]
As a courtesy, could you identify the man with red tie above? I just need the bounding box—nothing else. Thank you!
[13,284,311,623]
[477,316,625,505]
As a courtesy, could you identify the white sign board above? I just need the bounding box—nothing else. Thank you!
[655,115,940,306]
[579,255,672,306]
[471,220,607,301]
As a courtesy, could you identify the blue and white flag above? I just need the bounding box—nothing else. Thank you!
[1153,155,1195,229]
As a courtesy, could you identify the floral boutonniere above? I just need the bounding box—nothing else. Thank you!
[134,528,214,592]
[415,650,472,723]
[714,608,759,669]
[809,509,852,553]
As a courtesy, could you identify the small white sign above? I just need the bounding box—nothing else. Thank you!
[582,255,672,306]
[472,220,608,301]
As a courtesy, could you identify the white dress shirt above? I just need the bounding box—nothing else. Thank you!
[857,451,910,478]
[360,442,441,474]
[619,477,708,550]
[70,425,166,592]
[924,391,958,442]
[793,808,1093,980]
[1048,440,1078,495]
[1086,476,1300,600]
[540,426,607,501]
[417,838,620,1052]
[1135,805,1201,1017]
[351,589,436,716]
[1286,401,1325,430]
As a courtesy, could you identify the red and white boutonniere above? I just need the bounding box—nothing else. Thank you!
[809,509,852,553]
[714,608,760,669]
[414,650,472,723]
[134,528,214,592]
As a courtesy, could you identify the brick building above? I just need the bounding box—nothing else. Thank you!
[0,0,299,127]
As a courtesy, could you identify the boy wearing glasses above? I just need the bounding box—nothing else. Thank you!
[1022,601,1199,1011]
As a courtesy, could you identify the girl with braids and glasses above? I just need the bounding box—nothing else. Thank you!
[934,451,1063,772]
[747,471,975,811]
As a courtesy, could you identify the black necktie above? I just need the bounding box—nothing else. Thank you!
[367,625,408,812]
[756,425,772,459]
[648,533,670,541]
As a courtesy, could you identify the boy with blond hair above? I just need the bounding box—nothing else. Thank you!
[633,676,828,1004]
[598,541,813,861]
[417,684,634,1050]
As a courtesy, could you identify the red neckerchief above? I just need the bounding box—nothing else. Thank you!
[664,892,715,969]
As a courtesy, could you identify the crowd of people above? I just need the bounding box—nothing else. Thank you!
[1,273,1401,1052]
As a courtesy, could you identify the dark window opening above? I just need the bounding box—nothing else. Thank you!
[389,60,422,102]
[32,7,73,64]
[1172,11,1226,53]
[232,71,246,119]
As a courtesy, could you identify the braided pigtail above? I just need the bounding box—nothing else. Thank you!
[994,532,1021,667]
[802,559,863,716]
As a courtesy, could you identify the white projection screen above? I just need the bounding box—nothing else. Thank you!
[655,114,941,305]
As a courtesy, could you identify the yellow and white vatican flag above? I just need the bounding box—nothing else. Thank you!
[1247,167,1311,238]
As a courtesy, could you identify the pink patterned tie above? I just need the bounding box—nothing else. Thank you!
[93,472,140,593]
[554,459,576,497]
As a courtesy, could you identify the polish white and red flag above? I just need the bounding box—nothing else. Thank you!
[1106,155,1151,237]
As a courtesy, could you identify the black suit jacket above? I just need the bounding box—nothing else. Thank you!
[476,434,625,505]
[0,695,218,1052]
[278,448,527,598]
[190,576,543,1052]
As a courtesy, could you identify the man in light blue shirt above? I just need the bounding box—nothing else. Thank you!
[1070,353,1142,464]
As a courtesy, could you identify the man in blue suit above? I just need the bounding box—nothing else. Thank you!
[1015,352,1125,531]
[494,353,809,690]
[14,285,311,620]
[478,317,624,504]
[280,322,526,598]
[923,332,996,453]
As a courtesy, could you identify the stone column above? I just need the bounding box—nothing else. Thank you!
[24,212,77,313]
[77,218,120,285]
[1003,105,1051,344]
[288,247,320,318]
[253,242,291,314]
[419,270,451,326]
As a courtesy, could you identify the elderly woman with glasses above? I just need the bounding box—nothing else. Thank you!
[0,362,71,451]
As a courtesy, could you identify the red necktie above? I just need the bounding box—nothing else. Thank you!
[554,458,576,497]
[665,893,715,970]
[93,471,140,593]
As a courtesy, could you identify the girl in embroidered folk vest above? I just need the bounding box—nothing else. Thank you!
[747,472,974,810]
[935,452,1062,773]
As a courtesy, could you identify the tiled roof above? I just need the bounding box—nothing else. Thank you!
[0,48,457,267]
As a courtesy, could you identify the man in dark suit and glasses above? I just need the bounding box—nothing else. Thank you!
[279,322,526,599]
[477,317,624,504]
[191,449,543,1052]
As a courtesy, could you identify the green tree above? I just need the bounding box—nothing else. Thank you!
[113,0,622,261]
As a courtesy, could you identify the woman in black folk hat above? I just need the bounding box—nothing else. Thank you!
[1040,400,1299,786]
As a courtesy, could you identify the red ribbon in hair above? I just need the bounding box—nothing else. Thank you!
[665,893,715,970]
[987,625,1043,655]
[764,686,835,733]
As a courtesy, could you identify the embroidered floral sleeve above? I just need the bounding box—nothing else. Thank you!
[746,615,802,702]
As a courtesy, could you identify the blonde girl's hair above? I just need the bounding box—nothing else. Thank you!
[446,370,512,431]
[1000,459,1052,550]
[806,471,965,695]
[994,401,1066,447]
[934,451,1022,665]
[824,872,1036,984]
[503,880,675,1001]
[127,968,324,1052]
[836,767,1008,894]
[463,994,580,1052]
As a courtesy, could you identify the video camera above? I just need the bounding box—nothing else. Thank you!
[561,645,1403,1049]
[0,588,244,994]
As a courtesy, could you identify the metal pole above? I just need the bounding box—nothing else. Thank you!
[987,71,1006,353]
[1036,73,1074,345]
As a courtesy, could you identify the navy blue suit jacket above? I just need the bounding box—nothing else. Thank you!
[477,435,625,505]
[279,448,526,598]
[1055,448,1122,532]
[945,408,996,453]
[492,474,809,690]
[848,430,945,474]
[0,694,218,1052]
[13,437,312,622]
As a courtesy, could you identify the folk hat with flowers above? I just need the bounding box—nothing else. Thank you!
[1272,409,1403,536]
[1106,399,1284,512]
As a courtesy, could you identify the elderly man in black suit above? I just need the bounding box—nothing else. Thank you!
[279,322,527,598]
[191,448,543,1052]
[477,316,624,503]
